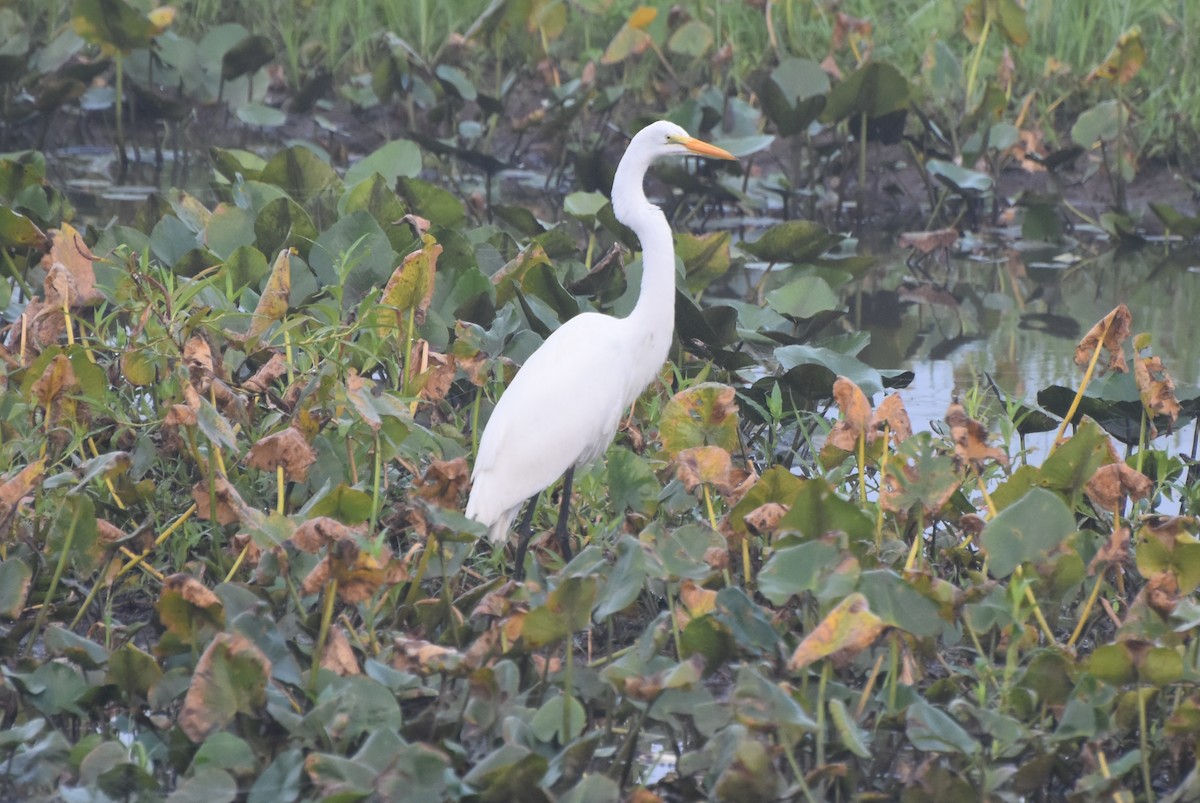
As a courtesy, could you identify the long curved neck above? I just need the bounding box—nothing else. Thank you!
[612,155,675,333]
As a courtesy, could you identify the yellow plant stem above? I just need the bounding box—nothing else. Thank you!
[856,651,886,719]
[1068,573,1106,649]
[116,503,197,580]
[311,577,338,697]
[1014,566,1056,643]
[88,437,126,511]
[972,465,998,519]
[856,430,866,505]
[224,541,253,583]
[276,465,285,514]
[62,295,74,346]
[876,425,889,549]
[1052,313,1116,450]
[403,533,438,607]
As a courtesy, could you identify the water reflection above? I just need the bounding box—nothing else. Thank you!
[855,243,1200,463]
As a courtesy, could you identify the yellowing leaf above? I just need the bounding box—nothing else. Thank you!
[1088,26,1145,85]
[660,382,740,457]
[245,249,291,343]
[946,401,1008,469]
[675,445,733,493]
[787,593,886,671]
[245,426,316,481]
[378,238,440,335]
[628,6,657,29]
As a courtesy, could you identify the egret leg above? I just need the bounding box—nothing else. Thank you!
[512,491,540,581]
[554,466,575,561]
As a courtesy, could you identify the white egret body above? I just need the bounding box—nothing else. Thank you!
[465,121,735,562]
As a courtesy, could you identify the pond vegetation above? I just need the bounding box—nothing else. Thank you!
[3,0,1200,800]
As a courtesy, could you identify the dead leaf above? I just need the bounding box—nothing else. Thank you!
[946,401,1009,470]
[243,352,288,393]
[826,376,873,452]
[1088,526,1131,576]
[191,476,258,526]
[291,516,362,553]
[1075,304,1132,375]
[30,353,82,432]
[1134,355,1181,428]
[178,632,271,742]
[743,502,788,536]
[157,573,226,640]
[787,593,887,671]
[0,458,46,528]
[873,393,912,445]
[392,636,463,675]
[321,626,360,676]
[1085,463,1153,512]
[245,426,316,481]
[41,223,101,307]
[414,457,470,508]
[407,340,456,402]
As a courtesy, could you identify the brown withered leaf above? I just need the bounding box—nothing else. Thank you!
[191,476,258,526]
[245,426,316,481]
[826,376,873,452]
[321,626,360,676]
[1075,304,1131,374]
[290,516,361,553]
[228,532,263,568]
[303,539,407,603]
[407,339,456,402]
[703,546,730,571]
[183,334,214,377]
[157,574,226,639]
[1134,355,1181,428]
[873,393,912,445]
[946,401,1009,469]
[96,519,126,545]
[2,298,64,354]
[41,223,101,307]
[676,445,733,494]
[678,579,717,623]
[242,352,288,394]
[0,458,45,519]
[743,502,788,536]
[1085,463,1153,512]
[1142,571,1179,618]
[787,593,887,671]
[392,636,463,675]
[178,632,271,743]
[31,353,81,430]
[414,457,470,508]
[898,228,958,254]
[1088,526,1131,576]
[164,403,197,430]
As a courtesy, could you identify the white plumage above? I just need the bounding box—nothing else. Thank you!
[465,121,736,556]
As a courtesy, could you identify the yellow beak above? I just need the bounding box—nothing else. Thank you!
[674,135,737,161]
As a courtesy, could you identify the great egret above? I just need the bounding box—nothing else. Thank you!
[465,120,735,572]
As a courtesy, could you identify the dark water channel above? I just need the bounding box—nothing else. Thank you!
[49,144,1200,468]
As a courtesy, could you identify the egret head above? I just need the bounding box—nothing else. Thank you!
[629,120,737,162]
